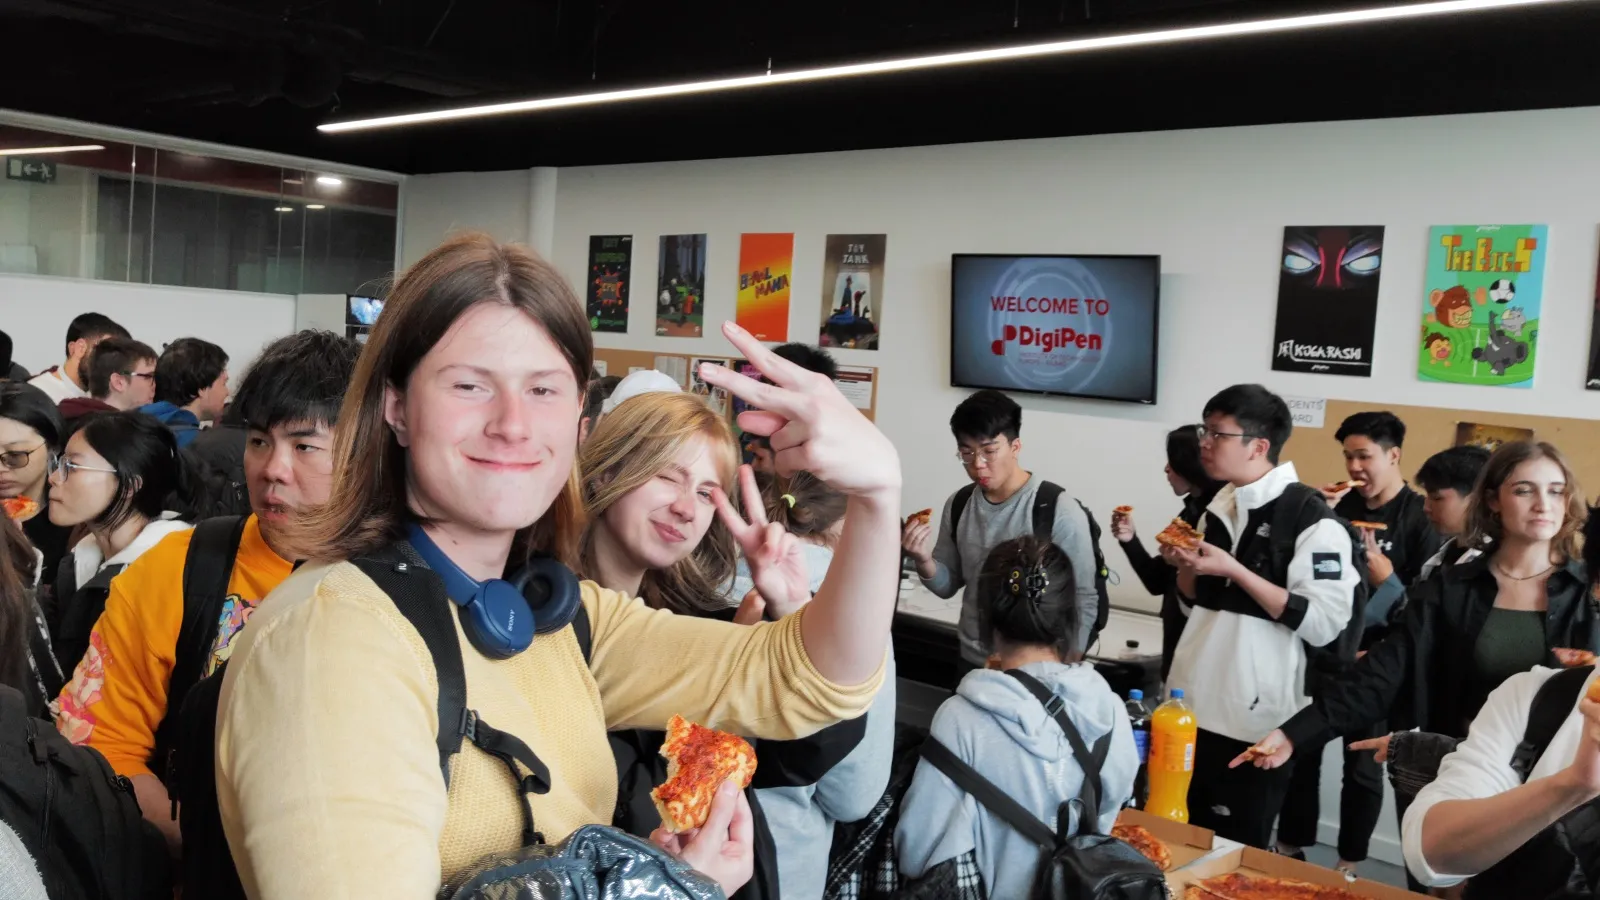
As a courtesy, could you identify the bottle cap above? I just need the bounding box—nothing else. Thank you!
[1170,689,1185,699]
[1128,690,1143,700]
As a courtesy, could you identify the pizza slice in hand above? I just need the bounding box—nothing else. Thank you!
[1,496,38,521]
[652,715,758,833]
[1155,517,1203,551]
[1555,648,1598,669]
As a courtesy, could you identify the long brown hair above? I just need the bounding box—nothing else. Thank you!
[0,515,35,696]
[578,392,739,614]
[296,233,593,569]
[757,470,847,543]
[1463,440,1587,562]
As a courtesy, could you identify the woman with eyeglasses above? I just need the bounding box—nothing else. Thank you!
[0,382,71,592]
[46,412,196,681]
[1109,424,1225,679]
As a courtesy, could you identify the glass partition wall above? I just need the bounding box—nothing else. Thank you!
[0,119,400,295]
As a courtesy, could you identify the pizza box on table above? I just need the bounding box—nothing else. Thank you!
[1113,808,1215,870]
[1165,845,1430,899]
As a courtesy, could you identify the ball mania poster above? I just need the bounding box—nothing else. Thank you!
[735,233,793,342]
[586,234,632,333]
[819,234,887,350]
[1418,224,1545,389]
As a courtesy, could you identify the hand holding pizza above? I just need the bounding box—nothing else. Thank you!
[650,780,754,896]
[714,465,810,617]
[1228,729,1294,770]
[1162,540,1241,581]
[1110,506,1135,543]
[1564,686,1600,797]
[698,322,900,500]
[1359,527,1395,584]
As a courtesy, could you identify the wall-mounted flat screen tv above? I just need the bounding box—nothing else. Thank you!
[950,254,1160,404]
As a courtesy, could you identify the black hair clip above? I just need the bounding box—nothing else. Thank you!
[1006,564,1050,601]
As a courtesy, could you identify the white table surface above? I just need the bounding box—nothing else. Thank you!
[895,575,1163,660]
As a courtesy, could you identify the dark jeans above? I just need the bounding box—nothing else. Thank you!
[1190,728,1296,850]
[1278,720,1386,861]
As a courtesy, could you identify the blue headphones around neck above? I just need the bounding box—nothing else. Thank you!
[404,522,582,660]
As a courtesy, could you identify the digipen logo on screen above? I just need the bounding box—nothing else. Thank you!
[990,324,1104,356]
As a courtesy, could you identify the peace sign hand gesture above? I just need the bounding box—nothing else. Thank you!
[714,465,812,619]
[697,322,900,500]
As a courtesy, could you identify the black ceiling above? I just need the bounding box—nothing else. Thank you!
[0,0,1597,174]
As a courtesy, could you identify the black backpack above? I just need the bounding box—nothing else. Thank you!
[952,481,1112,650]
[0,685,172,900]
[51,557,128,679]
[917,669,1164,900]
[170,540,597,899]
[1265,482,1372,667]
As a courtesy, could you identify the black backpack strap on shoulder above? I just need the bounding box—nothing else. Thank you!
[572,602,593,666]
[1267,482,1319,582]
[919,738,1058,849]
[352,545,470,786]
[156,515,247,774]
[353,543,551,846]
[1006,668,1111,831]
[950,484,977,535]
[1511,665,1594,782]
[1032,480,1064,539]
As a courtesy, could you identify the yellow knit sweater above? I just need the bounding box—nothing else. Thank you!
[215,561,883,899]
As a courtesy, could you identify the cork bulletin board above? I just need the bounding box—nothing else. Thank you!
[1281,398,1600,494]
[591,346,878,423]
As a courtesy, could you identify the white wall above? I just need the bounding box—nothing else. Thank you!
[400,169,532,268]
[0,272,296,377]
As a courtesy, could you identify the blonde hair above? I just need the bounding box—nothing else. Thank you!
[1464,440,1587,562]
[294,233,593,569]
[579,392,740,614]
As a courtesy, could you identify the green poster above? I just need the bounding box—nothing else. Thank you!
[1418,224,1546,389]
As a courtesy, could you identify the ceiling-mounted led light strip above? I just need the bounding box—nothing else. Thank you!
[320,0,1587,133]
[0,144,106,155]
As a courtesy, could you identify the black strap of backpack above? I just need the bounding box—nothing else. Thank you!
[1006,668,1111,830]
[155,515,247,775]
[1032,481,1063,539]
[1266,483,1317,582]
[1511,665,1594,782]
[354,543,551,846]
[950,483,977,535]
[573,601,593,666]
[919,739,1059,849]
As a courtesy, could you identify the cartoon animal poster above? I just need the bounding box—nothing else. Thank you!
[657,234,707,338]
[586,235,632,333]
[1418,224,1546,388]
[819,234,887,350]
[735,233,793,342]
[1271,226,1384,377]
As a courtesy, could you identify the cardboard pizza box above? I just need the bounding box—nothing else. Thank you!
[1113,808,1216,871]
[1167,845,1429,899]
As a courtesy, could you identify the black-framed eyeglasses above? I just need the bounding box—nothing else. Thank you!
[1194,426,1257,445]
[0,444,48,470]
[49,456,118,483]
[121,370,156,382]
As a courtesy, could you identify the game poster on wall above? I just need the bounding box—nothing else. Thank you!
[1418,224,1546,389]
[819,234,886,350]
[736,233,793,342]
[1270,226,1383,377]
[586,235,632,333]
[657,234,706,338]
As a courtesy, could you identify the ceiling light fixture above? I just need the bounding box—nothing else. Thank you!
[0,144,106,155]
[306,203,327,209]
[315,175,344,186]
[319,0,1584,133]
[274,206,294,212]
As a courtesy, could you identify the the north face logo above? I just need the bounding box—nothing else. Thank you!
[1312,552,1343,580]
[1314,559,1340,574]
[1255,524,1271,538]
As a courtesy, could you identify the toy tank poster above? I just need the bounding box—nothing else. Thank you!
[1418,224,1545,389]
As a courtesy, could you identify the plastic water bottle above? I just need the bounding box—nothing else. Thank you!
[1146,689,1198,823]
[1124,689,1152,808]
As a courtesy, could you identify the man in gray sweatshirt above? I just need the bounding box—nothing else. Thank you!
[902,390,1103,671]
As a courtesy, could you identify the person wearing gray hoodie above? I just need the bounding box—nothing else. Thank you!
[896,535,1137,899]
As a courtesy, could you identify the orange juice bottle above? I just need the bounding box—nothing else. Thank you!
[1145,689,1198,823]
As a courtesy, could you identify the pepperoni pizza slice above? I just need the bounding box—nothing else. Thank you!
[1155,517,1203,551]
[651,715,758,833]
[2,496,39,521]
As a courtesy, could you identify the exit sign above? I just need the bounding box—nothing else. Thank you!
[6,158,57,184]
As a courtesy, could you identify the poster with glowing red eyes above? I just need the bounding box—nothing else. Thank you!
[1271,225,1384,377]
